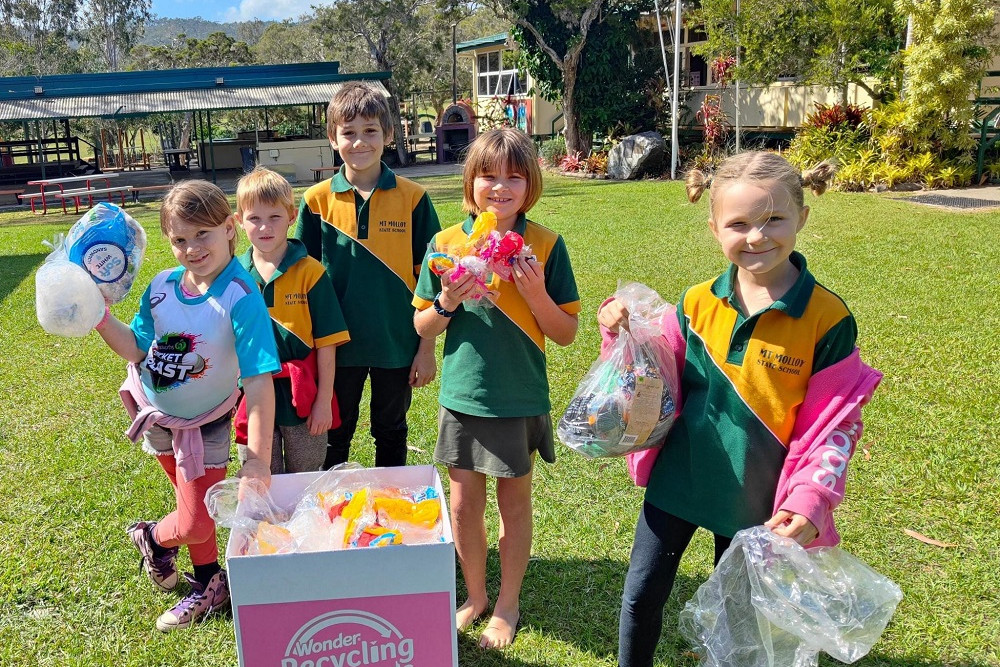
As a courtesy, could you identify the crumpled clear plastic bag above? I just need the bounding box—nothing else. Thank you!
[35,203,147,337]
[678,526,903,667]
[35,235,106,337]
[557,282,680,458]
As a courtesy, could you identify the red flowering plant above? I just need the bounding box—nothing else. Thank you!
[696,55,737,157]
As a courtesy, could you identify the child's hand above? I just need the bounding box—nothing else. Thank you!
[765,510,818,546]
[236,458,271,499]
[597,298,630,333]
[308,399,333,436]
[409,347,436,388]
[511,255,545,302]
[438,271,478,311]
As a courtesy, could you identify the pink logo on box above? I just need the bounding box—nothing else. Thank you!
[237,592,454,667]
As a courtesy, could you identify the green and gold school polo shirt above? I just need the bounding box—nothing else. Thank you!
[295,163,440,368]
[238,238,349,426]
[413,214,581,418]
[647,252,857,537]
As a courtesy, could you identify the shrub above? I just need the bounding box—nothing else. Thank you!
[559,152,585,172]
[539,135,568,166]
[803,103,868,130]
[585,150,609,175]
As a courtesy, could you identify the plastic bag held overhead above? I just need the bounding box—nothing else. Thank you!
[678,526,903,667]
[557,282,680,458]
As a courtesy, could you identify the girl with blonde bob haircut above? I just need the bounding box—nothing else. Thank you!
[413,126,581,649]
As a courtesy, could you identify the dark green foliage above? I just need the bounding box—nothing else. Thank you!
[510,0,660,139]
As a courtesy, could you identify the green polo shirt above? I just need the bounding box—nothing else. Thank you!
[414,214,581,417]
[295,163,440,368]
[647,252,857,537]
[238,238,349,426]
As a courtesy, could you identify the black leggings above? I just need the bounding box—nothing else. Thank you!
[618,503,732,667]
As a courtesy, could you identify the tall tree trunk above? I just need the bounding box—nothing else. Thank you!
[561,59,591,156]
[382,79,410,167]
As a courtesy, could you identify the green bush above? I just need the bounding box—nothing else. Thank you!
[538,135,568,166]
[787,99,978,191]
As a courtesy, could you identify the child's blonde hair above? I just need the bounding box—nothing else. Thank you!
[686,151,836,214]
[461,127,543,216]
[160,180,237,255]
[236,166,295,215]
[326,82,393,139]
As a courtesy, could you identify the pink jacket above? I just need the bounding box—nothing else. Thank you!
[119,363,240,482]
[610,309,881,548]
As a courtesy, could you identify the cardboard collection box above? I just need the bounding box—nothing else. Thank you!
[226,465,458,667]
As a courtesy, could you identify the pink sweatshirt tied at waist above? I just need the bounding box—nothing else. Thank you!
[119,363,240,482]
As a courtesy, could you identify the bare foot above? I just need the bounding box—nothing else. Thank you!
[479,609,519,649]
[456,598,488,631]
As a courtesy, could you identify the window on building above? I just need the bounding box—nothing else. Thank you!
[477,50,526,97]
[690,53,708,87]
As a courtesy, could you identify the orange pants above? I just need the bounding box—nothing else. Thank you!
[151,454,227,566]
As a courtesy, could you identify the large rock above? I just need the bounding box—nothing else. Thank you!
[607,131,666,180]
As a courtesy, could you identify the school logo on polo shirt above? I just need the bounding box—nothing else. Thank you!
[379,218,408,233]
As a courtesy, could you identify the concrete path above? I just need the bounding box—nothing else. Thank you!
[889,184,1000,210]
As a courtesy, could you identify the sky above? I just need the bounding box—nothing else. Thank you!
[151,0,321,23]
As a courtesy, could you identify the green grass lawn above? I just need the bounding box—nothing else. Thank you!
[1,174,997,666]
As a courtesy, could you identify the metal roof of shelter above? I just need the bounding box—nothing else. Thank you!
[455,33,509,54]
[0,62,391,122]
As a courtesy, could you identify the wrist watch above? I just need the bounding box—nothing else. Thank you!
[433,292,458,317]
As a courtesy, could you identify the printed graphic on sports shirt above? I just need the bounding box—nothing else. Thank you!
[144,333,209,391]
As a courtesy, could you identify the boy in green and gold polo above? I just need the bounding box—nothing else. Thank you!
[236,167,349,474]
[295,82,440,468]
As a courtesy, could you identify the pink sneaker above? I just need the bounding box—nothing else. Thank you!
[155,570,230,632]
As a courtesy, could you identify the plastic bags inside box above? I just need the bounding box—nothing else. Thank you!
[557,282,680,457]
[678,526,903,667]
[206,466,445,556]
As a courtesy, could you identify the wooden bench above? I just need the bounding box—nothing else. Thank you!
[53,185,134,215]
[0,187,24,202]
[131,184,174,203]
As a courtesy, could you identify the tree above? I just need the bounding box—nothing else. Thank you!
[484,0,626,155]
[80,0,153,71]
[507,1,659,147]
[896,0,997,150]
[253,19,329,65]
[312,0,463,165]
[0,0,81,75]
[693,0,906,103]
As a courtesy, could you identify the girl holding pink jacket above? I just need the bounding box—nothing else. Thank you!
[598,151,882,667]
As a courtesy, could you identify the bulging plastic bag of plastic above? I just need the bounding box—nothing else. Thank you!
[678,526,903,667]
[557,282,680,458]
[35,235,106,337]
[64,202,146,304]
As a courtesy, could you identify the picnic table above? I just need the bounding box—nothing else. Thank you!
[19,173,122,215]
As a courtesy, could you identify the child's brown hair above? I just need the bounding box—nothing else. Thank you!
[326,82,393,140]
[461,127,543,215]
[160,180,237,255]
[236,166,295,215]
[686,151,836,215]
